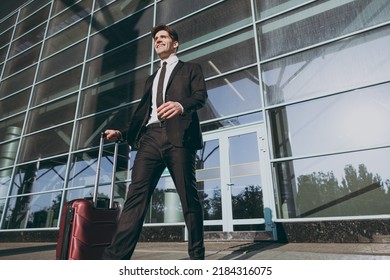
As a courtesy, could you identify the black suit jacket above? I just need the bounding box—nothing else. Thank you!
[124,61,208,150]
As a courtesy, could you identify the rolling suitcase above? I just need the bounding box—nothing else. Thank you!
[56,133,121,260]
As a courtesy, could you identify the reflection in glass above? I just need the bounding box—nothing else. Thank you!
[11,157,67,196]
[0,65,37,98]
[0,126,22,171]
[14,5,50,38]
[0,29,13,49]
[202,68,262,121]
[257,0,390,60]
[262,26,390,106]
[145,176,184,224]
[18,0,51,21]
[43,19,89,58]
[92,0,153,34]
[2,191,62,229]
[3,44,41,77]
[199,180,222,221]
[229,133,263,220]
[0,14,17,34]
[255,0,308,19]
[0,115,24,141]
[9,24,45,57]
[19,124,73,163]
[67,144,129,191]
[274,148,390,219]
[75,105,136,150]
[26,94,78,133]
[79,67,150,117]
[0,47,8,64]
[33,67,82,106]
[157,0,219,23]
[48,0,92,36]
[200,112,263,132]
[270,82,390,158]
[37,41,86,81]
[84,36,150,86]
[196,139,222,220]
[0,168,12,199]
[0,88,30,119]
[171,0,252,50]
[180,28,256,79]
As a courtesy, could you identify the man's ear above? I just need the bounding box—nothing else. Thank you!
[173,41,179,50]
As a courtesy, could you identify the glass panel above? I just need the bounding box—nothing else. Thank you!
[0,14,17,34]
[11,157,68,196]
[171,0,252,51]
[75,106,136,150]
[196,139,222,221]
[0,88,30,119]
[0,29,13,49]
[262,25,390,106]
[92,0,153,33]
[0,65,36,98]
[95,0,115,9]
[0,168,12,197]
[258,0,390,60]
[43,18,89,57]
[156,0,219,23]
[52,0,90,16]
[19,124,73,163]
[80,66,149,117]
[9,24,45,57]
[14,5,50,38]
[145,176,184,224]
[67,143,129,189]
[18,0,51,21]
[0,126,22,170]
[229,133,263,219]
[65,186,94,201]
[89,10,153,59]
[255,0,310,19]
[0,116,24,145]
[26,94,78,133]
[37,41,86,81]
[83,36,150,86]
[200,112,264,132]
[270,83,390,158]
[274,148,390,219]
[0,46,8,64]
[33,67,82,106]
[3,44,41,77]
[2,191,62,229]
[48,0,92,36]
[201,68,262,120]
[180,28,256,79]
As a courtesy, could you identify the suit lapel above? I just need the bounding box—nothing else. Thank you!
[166,61,183,90]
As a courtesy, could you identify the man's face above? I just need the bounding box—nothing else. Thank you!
[154,30,178,60]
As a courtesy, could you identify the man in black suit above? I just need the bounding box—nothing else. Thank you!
[102,24,207,260]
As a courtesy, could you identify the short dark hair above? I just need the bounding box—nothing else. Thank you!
[151,24,179,42]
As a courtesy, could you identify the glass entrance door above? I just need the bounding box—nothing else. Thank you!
[196,124,275,238]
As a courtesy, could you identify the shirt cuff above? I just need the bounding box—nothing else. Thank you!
[175,102,184,114]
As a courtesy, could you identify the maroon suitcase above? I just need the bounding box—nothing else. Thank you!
[56,133,121,260]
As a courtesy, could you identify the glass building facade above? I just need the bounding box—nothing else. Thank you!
[0,0,389,240]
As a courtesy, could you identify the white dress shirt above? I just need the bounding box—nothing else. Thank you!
[147,55,179,125]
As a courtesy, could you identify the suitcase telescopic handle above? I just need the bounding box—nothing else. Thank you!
[93,132,119,208]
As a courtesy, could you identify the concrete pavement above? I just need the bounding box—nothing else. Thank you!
[1,241,390,260]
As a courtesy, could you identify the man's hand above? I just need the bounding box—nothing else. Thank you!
[157,101,183,120]
[104,129,122,142]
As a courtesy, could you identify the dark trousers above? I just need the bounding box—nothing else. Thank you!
[102,125,205,260]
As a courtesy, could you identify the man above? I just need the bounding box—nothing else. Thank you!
[102,24,207,260]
